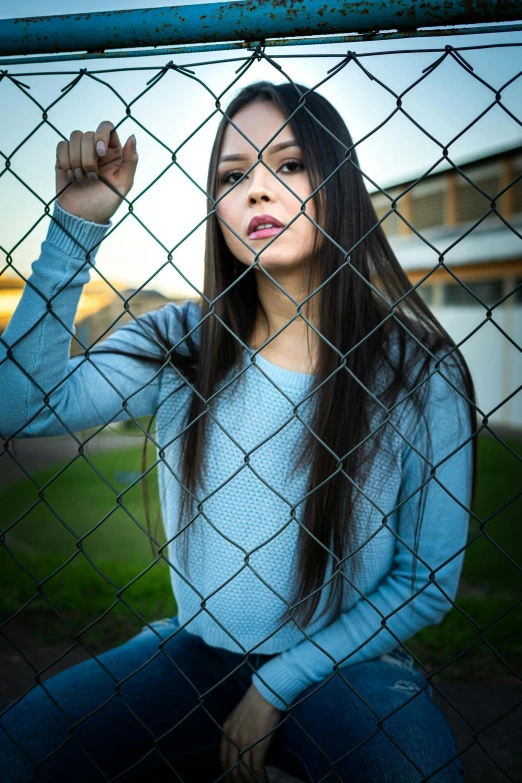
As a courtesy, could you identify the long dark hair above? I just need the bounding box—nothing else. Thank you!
[92,81,477,631]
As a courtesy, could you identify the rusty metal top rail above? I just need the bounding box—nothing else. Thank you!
[0,0,521,64]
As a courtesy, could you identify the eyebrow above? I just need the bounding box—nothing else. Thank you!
[218,139,300,164]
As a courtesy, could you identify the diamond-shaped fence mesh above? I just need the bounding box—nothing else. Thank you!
[0,5,521,783]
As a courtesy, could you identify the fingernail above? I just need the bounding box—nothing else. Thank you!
[66,169,74,183]
[87,172,98,181]
[96,141,106,156]
[131,135,137,151]
[74,168,84,183]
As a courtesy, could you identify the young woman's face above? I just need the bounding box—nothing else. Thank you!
[215,101,318,275]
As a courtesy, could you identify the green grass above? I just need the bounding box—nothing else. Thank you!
[410,433,521,682]
[1,431,172,651]
[1,430,521,681]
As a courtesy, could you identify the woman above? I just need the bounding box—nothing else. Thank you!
[0,81,475,782]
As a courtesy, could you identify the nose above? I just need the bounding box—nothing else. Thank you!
[246,162,277,205]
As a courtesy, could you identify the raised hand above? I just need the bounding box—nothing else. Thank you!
[55,121,138,225]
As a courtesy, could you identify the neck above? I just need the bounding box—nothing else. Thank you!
[249,267,321,363]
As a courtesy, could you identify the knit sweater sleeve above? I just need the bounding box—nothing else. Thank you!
[252,355,474,711]
[0,201,192,440]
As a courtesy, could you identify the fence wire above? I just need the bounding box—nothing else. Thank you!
[0,28,521,783]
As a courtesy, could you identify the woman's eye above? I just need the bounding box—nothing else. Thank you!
[220,159,304,185]
[280,160,304,174]
[222,171,243,185]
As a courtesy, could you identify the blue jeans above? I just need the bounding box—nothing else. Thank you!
[0,614,463,782]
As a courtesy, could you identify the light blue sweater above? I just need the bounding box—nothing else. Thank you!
[0,200,474,711]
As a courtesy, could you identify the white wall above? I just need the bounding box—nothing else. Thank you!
[431,305,522,431]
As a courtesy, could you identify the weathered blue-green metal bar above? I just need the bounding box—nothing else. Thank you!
[1,25,522,68]
[0,0,520,58]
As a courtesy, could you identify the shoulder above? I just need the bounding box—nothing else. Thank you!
[107,297,202,361]
[383,326,466,392]
[142,297,202,339]
[377,327,471,439]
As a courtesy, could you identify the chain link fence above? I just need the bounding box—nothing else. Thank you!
[1,3,521,781]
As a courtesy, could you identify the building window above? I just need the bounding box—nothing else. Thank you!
[411,191,444,231]
[514,278,522,305]
[457,174,500,226]
[512,161,522,216]
[443,279,503,307]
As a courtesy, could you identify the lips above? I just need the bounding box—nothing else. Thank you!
[247,213,284,235]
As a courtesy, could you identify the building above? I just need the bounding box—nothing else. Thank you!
[369,142,522,430]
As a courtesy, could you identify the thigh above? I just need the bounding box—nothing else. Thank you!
[0,615,253,783]
[271,647,464,783]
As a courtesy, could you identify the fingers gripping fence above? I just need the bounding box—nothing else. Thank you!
[1,2,521,781]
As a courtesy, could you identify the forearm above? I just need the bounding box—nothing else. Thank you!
[0,202,111,438]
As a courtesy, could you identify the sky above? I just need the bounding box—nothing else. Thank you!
[0,2,521,298]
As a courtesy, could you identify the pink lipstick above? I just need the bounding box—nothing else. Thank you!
[247,213,285,240]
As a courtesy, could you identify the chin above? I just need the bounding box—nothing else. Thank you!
[256,258,308,276]
[233,245,309,271]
